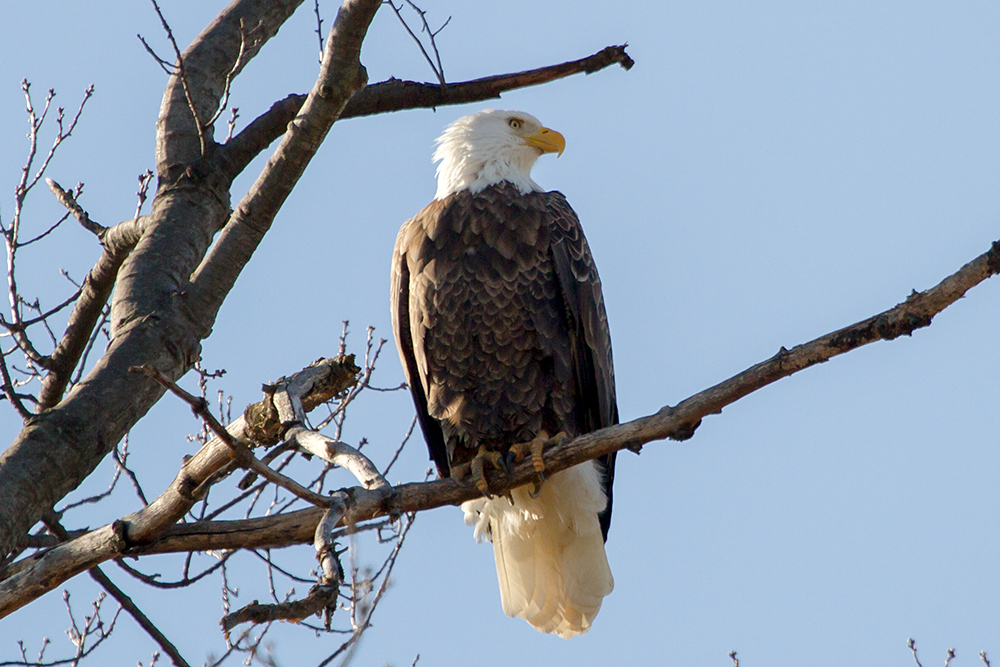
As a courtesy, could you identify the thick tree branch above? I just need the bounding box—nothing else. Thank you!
[0,0,306,561]
[36,212,147,411]
[2,238,994,617]
[187,0,381,319]
[220,44,634,179]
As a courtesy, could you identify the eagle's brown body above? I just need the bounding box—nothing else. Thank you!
[391,181,618,537]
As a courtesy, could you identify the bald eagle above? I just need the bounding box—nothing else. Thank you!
[391,110,617,638]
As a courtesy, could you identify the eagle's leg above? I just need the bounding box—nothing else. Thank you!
[450,444,504,499]
[508,431,568,498]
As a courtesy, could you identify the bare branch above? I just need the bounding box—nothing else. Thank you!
[2,235,997,614]
[383,415,417,476]
[46,179,106,236]
[147,0,208,155]
[220,584,338,635]
[0,350,31,420]
[386,0,450,86]
[909,638,924,667]
[136,34,176,74]
[220,45,634,180]
[313,0,325,60]
[132,169,155,221]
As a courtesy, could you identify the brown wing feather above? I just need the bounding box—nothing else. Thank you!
[542,191,619,540]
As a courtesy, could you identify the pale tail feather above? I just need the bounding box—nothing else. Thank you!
[462,462,614,638]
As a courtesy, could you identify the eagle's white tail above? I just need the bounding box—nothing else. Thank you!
[462,461,614,638]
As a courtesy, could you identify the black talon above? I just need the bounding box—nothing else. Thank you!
[528,471,546,499]
[504,449,518,472]
[499,451,513,476]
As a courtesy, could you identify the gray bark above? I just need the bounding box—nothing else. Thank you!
[0,0,377,559]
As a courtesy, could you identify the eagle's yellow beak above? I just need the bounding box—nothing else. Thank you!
[524,127,566,157]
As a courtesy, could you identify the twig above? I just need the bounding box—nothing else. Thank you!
[68,303,110,388]
[133,169,155,221]
[137,35,176,73]
[113,437,149,506]
[313,0,325,61]
[383,415,416,476]
[0,349,31,420]
[146,0,207,155]
[114,553,231,590]
[729,650,739,666]
[909,638,924,667]
[46,179,106,236]
[386,0,450,86]
[945,649,957,667]
[204,19,248,129]
[18,210,71,248]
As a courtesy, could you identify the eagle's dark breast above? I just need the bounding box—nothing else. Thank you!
[392,181,617,532]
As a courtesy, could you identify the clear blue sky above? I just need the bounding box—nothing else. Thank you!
[2,2,998,666]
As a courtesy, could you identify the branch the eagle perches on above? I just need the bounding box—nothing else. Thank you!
[1,236,996,623]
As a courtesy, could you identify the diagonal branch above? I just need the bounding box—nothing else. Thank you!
[35,214,146,411]
[220,44,634,180]
[2,237,995,617]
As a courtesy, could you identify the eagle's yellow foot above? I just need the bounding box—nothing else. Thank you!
[508,431,568,498]
[450,444,505,499]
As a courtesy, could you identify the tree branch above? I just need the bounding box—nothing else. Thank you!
[129,364,334,508]
[36,212,146,411]
[2,237,994,617]
[220,44,634,180]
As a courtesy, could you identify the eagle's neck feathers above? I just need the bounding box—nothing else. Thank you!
[433,114,544,200]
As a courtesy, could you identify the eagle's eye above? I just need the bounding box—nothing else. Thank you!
[507,118,523,130]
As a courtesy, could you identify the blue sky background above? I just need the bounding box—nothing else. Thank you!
[1,1,998,666]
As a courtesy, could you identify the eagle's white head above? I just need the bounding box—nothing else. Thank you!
[433,109,566,201]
